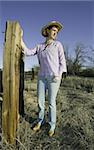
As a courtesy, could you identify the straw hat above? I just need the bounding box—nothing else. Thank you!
[41,21,63,37]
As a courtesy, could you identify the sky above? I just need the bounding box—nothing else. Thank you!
[0,1,94,71]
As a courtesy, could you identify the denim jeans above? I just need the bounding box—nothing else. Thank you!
[37,75,61,130]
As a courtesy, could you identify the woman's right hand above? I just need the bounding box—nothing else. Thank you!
[21,38,25,54]
[16,42,25,55]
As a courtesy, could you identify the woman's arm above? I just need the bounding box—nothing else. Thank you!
[58,42,67,76]
[21,38,38,56]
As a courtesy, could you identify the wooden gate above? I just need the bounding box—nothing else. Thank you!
[2,21,24,143]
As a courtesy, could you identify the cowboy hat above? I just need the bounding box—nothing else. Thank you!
[41,21,63,37]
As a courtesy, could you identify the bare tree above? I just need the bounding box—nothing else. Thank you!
[85,46,94,67]
[64,43,94,76]
[64,43,88,75]
[72,43,86,74]
[64,45,73,75]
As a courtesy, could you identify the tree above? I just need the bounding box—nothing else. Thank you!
[64,43,94,76]
[64,43,88,75]
[72,43,86,75]
[85,46,94,67]
[64,45,73,75]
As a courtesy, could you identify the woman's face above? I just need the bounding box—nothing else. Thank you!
[47,26,58,40]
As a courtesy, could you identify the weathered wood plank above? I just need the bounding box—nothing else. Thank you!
[2,21,13,142]
[2,21,23,143]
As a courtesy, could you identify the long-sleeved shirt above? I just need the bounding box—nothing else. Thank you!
[21,39,67,77]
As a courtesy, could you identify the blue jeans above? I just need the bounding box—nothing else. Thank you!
[37,75,61,130]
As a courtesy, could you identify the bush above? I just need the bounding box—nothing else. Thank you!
[79,68,94,77]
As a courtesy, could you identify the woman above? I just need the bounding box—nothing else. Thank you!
[21,21,67,137]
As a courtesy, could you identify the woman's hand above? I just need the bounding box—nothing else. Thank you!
[21,38,25,54]
[21,47,25,54]
[53,75,61,82]
[16,43,25,54]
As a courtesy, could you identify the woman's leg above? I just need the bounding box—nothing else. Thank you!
[37,76,46,125]
[47,77,61,131]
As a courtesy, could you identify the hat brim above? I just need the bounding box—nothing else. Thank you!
[41,21,63,37]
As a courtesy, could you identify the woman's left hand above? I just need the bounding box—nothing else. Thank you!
[53,76,61,82]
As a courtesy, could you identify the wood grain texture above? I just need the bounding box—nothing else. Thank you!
[2,21,24,143]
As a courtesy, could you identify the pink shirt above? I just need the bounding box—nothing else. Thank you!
[21,40,67,77]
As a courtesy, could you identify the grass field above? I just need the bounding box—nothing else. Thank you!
[1,76,94,150]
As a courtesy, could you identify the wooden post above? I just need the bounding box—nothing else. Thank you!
[2,21,24,143]
[31,68,35,80]
[19,52,24,117]
[0,69,3,93]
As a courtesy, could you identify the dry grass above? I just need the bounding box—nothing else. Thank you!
[1,76,94,150]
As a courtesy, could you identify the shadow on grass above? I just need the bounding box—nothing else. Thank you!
[24,113,37,125]
[61,124,89,150]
